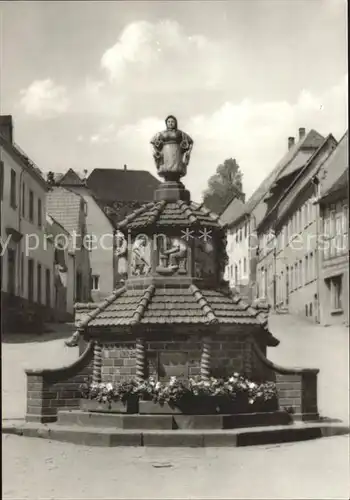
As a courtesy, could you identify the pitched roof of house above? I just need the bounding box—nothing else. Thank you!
[46,186,83,236]
[219,197,246,226]
[318,131,348,199]
[0,134,47,189]
[74,285,278,347]
[58,168,85,186]
[221,129,325,228]
[86,168,160,203]
[319,169,348,203]
[118,200,222,231]
[259,134,337,230]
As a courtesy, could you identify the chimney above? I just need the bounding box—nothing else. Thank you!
[299,127,306,140]
[0,115,13,143]
[288,137,295,150]
[123,164,127,172]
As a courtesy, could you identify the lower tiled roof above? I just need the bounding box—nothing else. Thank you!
[75,285,269,328]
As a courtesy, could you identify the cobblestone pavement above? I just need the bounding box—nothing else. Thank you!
[2,434,349,499]
[2,315,349,499]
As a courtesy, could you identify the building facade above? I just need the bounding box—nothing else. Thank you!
[255,134,337,322]
[221,128,326,303]
[0,116,56,330]
[317,132,348,326]
[45,214,75,319]
[46,185,91,304]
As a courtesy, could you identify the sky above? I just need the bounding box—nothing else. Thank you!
[0,0,348,203]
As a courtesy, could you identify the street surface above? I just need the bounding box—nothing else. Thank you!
[2,314,349,499]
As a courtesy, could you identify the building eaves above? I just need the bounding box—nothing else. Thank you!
[221,129,325,229]
[256,134,335,232]
[0,134,48,190]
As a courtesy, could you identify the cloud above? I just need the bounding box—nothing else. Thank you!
[88,74,347,203]
[19,79,69,118]
[100,20,224,91]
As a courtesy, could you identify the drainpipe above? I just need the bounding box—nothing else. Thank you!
[312,176,321,323]
[17,169,25,296]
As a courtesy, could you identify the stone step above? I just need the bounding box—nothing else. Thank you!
[3,420,349,448]
[57,410,293,430]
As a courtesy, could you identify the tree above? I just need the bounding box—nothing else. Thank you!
[203,158,244,215]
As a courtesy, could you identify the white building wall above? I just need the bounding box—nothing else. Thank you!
[1,147,54,307]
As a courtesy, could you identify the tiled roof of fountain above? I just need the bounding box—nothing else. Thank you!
[117,200,223,230]
[75,285,271,329]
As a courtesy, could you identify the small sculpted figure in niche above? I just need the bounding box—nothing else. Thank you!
[195,239,215,279]
[131,235,151,276]
[114,233,128,277]
[150,115,194,179]
[157,237,187,274]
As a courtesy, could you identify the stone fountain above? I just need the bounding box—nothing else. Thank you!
[22,116,327,446]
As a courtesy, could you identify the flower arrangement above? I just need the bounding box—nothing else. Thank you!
[80,374,277,407]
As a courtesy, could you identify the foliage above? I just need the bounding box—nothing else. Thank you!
[203,158,244,215]
[80,374,277,407]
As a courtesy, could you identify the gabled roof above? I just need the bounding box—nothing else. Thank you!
[59,168,85,186]
[221,129,325,228]
[47,186,83,237]
[259,134,337,231]
[318,131,348,198]
[87,168,160,203]
[118,200,222,231]
[219,197,246,227]
[319,169,348,203]
[274,150,314,182]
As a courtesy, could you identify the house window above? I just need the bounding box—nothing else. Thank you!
[301,205,304,229]
[328,276,342,311]
[37,263,42,304]
[76,271,82,302]
[309,253,314,280]
[290,265,294,291]
[243,257,247,274]
[7,248,16,295]
[244,223,247,238]
[85,234,94,251]
[22,183,26,217]
[0,160,3,200]
[305,304,308,316]
[299,209,302,232]
[235,231,238,243]
[10,169,17,208]
[239,229,242,242]
[343,204,348,252]
[288,219,291,242]
[305,255,309,283]
[91,274,100,291]
[37,198,42,228]
[21,252,24,294]
[295,262,298,289]
[323,214,331,260]
[28,258,34,301]
[234,264,238,284]
[299,259,303,287]
[29,190,34,222]
[45,268,51,307]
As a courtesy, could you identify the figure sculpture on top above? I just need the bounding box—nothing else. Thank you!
[150,115,194,180]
